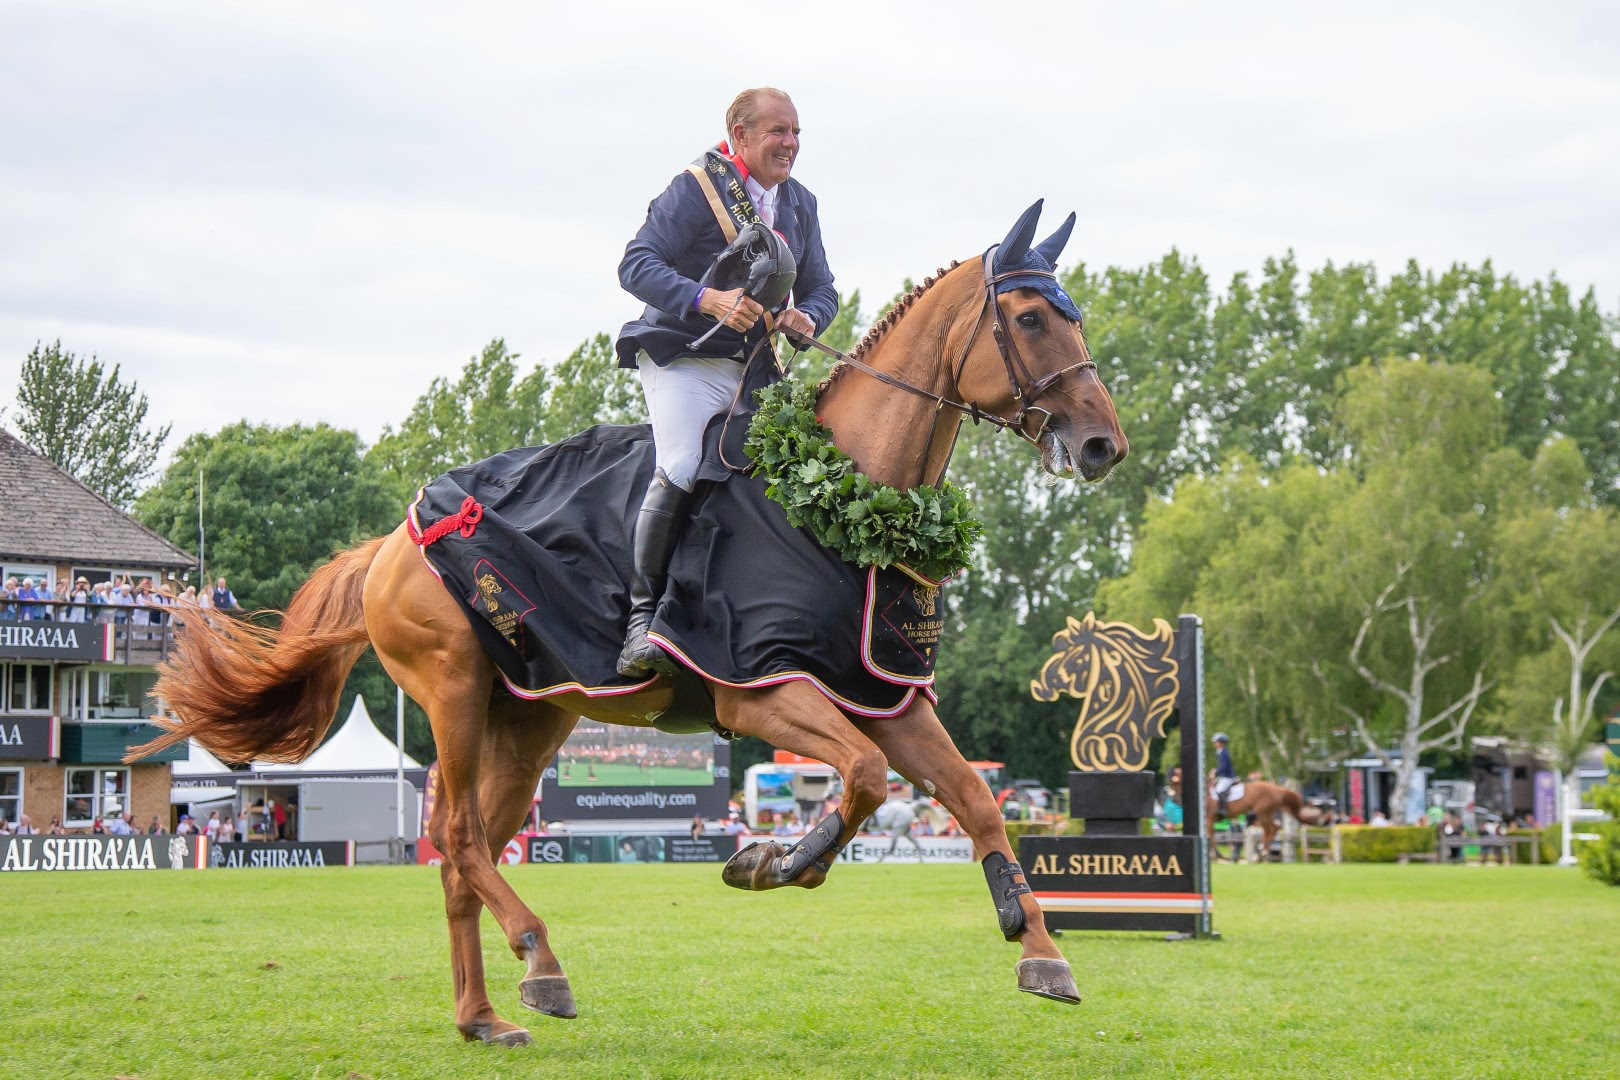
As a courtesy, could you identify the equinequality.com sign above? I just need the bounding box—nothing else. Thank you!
[0,834,207,872]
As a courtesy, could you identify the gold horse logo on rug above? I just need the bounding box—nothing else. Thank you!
[910,583,939,618]
[1030,612,1180,772]
[476,572,503,613]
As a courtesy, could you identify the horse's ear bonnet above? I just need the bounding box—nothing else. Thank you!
[700,222,797,310]
[989,199,1085,326]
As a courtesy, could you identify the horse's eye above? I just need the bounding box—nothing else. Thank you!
[1017,312,1043,330]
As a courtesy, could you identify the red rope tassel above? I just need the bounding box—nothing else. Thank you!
[408,495,484,547]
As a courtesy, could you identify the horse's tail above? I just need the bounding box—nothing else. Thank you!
[124,537,386,765]
[1280,787,1326,825]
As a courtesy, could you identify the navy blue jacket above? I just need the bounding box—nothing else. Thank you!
[615,168,838,368]
[1216,746,1235,779]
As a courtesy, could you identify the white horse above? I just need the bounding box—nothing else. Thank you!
[867,797,948,860]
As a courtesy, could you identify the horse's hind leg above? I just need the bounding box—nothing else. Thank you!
[857,698,1080,1005]
[714,682,889,891]
[441,699,579,1045]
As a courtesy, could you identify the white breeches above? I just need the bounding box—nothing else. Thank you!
[637,352,744,491]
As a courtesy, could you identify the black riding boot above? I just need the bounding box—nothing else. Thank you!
[616,469,691,677]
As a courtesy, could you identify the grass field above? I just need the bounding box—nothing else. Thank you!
[3,862,1615,1079]
[557,764,711,787]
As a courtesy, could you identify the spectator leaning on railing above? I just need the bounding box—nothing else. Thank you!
[19,577,45,620]
[111,580,135,623]
[0,577,16,621]
[65,577,91,623]
[210,577,238,610]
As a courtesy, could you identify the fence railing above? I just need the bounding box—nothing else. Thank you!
[0,598,243,665]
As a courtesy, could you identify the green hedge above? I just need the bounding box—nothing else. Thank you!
[1334,825,1436,862]
[1577,823,1620,886]
[1505,827,1555,864]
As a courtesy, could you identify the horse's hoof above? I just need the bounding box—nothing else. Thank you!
[1016,957,1081,1004]
[520,975,578,1019]
[489,1026,533,1048]
[722,840,786,891]
[460,1020,533,1046]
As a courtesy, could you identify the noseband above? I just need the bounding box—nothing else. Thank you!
[785,249,1096,449]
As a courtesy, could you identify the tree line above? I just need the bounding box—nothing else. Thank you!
[15,253,1620,806]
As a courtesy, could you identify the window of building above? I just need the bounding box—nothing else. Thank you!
[0,564,54,622]
[4,663,53,713]
[65,767,129,826]
[70,567,146,588]
[0,768,20,824]
[91,670,158,719]
[1,563,53,587]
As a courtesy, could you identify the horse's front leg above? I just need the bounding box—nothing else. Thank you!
[858,699,1080,1005]
[713,682,888,891]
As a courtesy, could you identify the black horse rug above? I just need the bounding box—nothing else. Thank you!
[407,422,947,731]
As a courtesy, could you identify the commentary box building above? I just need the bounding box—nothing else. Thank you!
[0,431,195,832]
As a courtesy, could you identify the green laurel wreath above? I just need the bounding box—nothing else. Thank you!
[743,379,982,581]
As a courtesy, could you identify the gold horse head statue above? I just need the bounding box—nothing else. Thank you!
[1030,613,1179,772]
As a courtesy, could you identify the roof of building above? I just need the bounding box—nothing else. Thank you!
[0,429,195,569]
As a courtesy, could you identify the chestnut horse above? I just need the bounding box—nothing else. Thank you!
[1205,779,1328,859]
[130,203,1127,1046]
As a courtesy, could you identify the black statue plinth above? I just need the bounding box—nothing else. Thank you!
[1069,770,1156,835]
[1021,612,1215,939]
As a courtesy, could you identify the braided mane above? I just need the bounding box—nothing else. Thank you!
[817,259,962,394]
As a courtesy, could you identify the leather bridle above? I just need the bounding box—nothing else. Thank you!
[783,247,1096,449]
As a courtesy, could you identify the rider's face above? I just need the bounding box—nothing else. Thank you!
[733,100,799,190]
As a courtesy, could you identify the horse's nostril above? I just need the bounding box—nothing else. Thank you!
[1080,437,1115,467]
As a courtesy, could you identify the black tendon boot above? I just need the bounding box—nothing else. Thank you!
[616,469,691,677]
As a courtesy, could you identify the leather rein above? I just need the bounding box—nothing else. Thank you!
[782,248,1096,450]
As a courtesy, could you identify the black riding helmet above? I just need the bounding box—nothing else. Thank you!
[700,222,797,311]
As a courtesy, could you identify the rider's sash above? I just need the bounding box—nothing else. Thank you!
[684,146,764,243]
[682,146,778,333]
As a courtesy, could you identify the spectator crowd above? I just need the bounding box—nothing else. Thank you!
[0,573,239,628]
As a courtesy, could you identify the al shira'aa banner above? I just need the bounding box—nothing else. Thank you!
[0,834,206,872]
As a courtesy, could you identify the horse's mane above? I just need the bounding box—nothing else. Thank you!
[816,258,963,396]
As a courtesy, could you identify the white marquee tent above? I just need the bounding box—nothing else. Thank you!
[168,695,421,807]
[299,696,422,772]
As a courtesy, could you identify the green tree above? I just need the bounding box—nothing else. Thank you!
[13,340,171,508]
[1492,446,1620,818]
[368,336,646,502]
[1303,361,1522,820]
[1099,360,1551,811]
[136,422,432,759]
[534,333,648,444]
[366,339,548,503]
[1100,460,1355,783]
[1203,258,1620,499]
[137,422,396,610]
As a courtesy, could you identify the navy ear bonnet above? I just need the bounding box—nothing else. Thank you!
[989,200,1084,326]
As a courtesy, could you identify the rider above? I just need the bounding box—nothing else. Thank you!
[614,87,839,677]
[1212,732,1236,817]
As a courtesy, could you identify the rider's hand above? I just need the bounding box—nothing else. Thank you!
[776,307,815,338]
[700,287,764,332]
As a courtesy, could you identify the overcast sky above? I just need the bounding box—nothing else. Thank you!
[2,2,1616,456]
